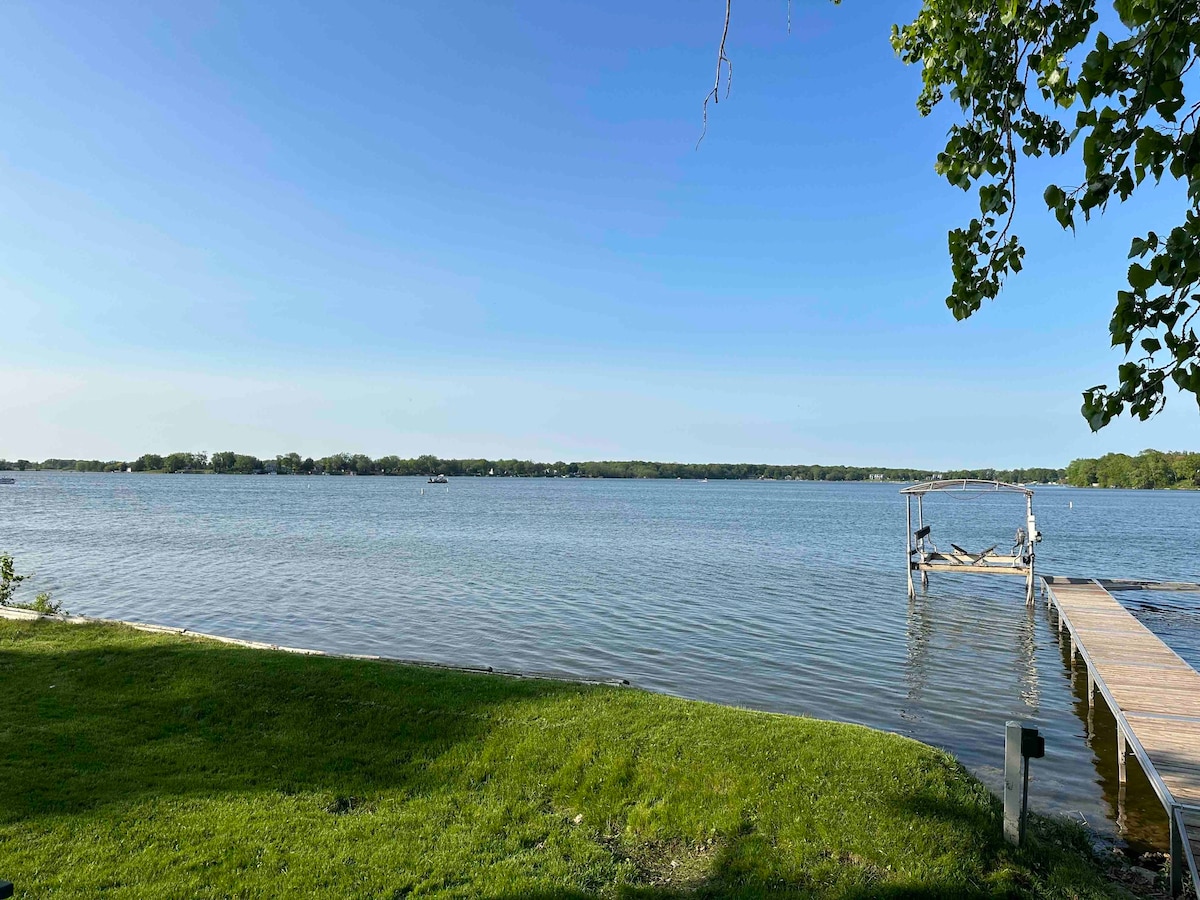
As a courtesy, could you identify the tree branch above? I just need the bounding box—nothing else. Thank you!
[698,0,733,148]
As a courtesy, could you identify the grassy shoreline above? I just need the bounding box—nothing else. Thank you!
[0,619,1129,897]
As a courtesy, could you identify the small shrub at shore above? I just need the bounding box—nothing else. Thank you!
[29,591,61,615]
[0,552,28,606]
[0,553,64,615]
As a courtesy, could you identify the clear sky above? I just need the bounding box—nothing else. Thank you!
[1,0,1196,468]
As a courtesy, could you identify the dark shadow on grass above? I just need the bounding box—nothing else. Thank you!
[0,623,586,824]
[492,780,1067,900]
[492,824,1013,899]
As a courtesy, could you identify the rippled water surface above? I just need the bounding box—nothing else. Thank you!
[3,473,1197,849]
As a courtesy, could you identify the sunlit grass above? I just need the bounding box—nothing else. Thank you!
[0,620,1118,898]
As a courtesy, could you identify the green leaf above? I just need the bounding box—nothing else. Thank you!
[1127,264,1156,291]
[1077,78,1095,107]
[1043,184,1065,209]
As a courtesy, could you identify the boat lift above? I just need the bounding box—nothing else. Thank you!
[901,480,1041,604]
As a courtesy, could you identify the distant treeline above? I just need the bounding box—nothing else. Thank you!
[1064,449,1200,489]
[0,452,1064,483]
[5,450,1195,487]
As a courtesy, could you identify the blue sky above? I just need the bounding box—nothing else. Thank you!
[1,0,1196,467]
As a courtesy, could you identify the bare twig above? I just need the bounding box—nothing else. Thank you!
[698,0,732,148]
[1178,99,1200,139]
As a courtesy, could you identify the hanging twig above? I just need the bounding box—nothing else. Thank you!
[698,0,732,148]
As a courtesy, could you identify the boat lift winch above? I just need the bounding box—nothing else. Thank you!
[901,479,1041,604]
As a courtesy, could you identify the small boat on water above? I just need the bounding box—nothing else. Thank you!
[428,474,448,484]
[0,477,15,485]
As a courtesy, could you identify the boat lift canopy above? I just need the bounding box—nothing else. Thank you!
[902,479,1041,603]
[900,478,1034,498]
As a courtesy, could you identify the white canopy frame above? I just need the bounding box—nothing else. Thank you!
[901,479,1040,604]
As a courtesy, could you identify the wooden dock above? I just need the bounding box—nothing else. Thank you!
[1043,576,1200,896]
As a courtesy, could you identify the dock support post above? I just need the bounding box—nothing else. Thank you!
[1024,494,1036,606]
[1086,670,1096,740]
[1117,728,1127,784]
[917,496,929,591]
[1068,633,1077,688]
[1170,806,1183,897]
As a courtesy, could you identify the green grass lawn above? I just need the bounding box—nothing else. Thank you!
[0,619,1123,898]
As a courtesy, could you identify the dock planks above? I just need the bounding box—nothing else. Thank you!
[1043,577,1200,895]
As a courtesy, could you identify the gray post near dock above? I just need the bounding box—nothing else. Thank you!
[1004,721,1024,845]
[1003,720,1045,846]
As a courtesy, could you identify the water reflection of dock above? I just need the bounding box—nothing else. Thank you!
[1044,576,1200,896]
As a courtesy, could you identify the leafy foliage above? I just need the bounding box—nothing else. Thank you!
[892,0,1200,428]
[0,553,28,607]
[0,554,65,615]
[29,592,62,616]
[1065,446,1200,486]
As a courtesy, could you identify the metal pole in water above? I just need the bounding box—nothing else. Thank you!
[917,494,929,590]
[1117,728,1128,784]
[1025,494,1036,606]
[906,496,915,600]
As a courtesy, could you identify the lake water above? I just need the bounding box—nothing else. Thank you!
[2,473,1198,851]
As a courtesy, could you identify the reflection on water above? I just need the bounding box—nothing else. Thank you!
[1018,605,1041,712]
[1,474,1196,852]
[902,593,933,720]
